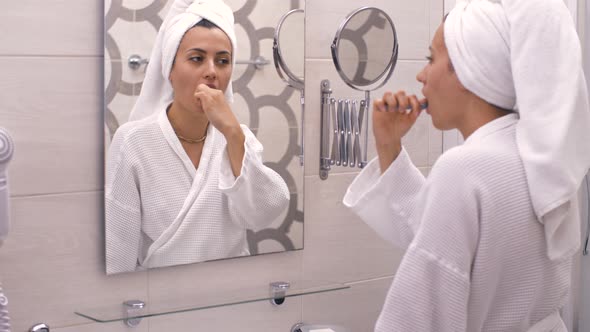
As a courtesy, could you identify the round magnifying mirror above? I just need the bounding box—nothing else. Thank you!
[273,9,305,90]
[331,7,398,90]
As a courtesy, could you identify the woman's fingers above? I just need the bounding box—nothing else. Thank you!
[374,98,387,112]
[408,95,421,115]
[379,91,422,114]
[372,91,426,116]
[382,92,396,112]
[394,91,409,114]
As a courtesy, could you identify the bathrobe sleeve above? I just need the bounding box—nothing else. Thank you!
[105,130,142,274]
[374,150,480,332]
[343,148,426,248]
[218,125,290,231]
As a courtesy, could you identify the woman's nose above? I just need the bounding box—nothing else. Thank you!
[203,60,217,79]
[416,67,426,84]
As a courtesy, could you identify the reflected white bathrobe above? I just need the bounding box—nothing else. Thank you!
[344,114,575,331]
[106,108,290,274]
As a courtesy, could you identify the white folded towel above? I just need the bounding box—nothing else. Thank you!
[445,0,590,260]
[128,0,236,122]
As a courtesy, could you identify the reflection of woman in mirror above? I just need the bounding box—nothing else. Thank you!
[105,0,290,274]
[345,1,589,331]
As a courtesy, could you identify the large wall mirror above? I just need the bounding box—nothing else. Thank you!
[104,0,304,274]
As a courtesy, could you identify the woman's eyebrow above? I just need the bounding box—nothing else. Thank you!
[186,48,231,56]
[186,47,206,54]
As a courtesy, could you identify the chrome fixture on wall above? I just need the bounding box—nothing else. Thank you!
[0,128,14,246]
[320,7,398,180]
[128,54,271,71]
[273,8,305,165]
[269,281,290,306]
[29,323,49,332]
[0,283,9,332]
[291,322,350,332]
[123,299,146,328]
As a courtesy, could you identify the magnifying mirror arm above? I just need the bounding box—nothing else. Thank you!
[273,9,305,90]
[273,43,289,84]
[319,82,369,180]
[299,89,305,166]
[319,6,399,179]
[273,8,305,166]
[319,80,332,180]
[361,90,370,167]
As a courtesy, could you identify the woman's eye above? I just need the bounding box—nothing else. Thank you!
[217,58,231,65]
[425,56,433,63]
[190,56,203,62]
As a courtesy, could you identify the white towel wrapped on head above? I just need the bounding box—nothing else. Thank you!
[444,0,590,260]
[129,0,236,122]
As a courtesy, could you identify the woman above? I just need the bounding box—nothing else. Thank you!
[105,0,290,274]
[344,0,590,330]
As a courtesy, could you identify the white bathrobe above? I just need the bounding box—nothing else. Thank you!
[105,108,290,274]
[344,114,575,331]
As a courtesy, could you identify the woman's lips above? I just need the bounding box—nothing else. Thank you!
[206,83,217,89]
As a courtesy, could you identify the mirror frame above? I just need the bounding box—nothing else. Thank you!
[273,8,305,91]
[330,6,398,91]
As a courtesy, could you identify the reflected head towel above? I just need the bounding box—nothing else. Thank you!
[128,0,236,122]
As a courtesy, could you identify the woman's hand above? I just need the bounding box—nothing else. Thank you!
[373,90,425,173]
[194,84,241,136]
[194,84,245,177]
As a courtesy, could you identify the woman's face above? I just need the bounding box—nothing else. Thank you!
[416,23,466,131]
[169,26,233,112]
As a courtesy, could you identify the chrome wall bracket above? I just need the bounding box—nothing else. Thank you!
[128,54,270,71]
[29,323,50,332]
[123,299,146,328]
[269,281,290,306]
[320,80,333,180]
[320,79,369,180]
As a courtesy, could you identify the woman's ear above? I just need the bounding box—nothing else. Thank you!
[168,57,177,84]
[169,68,175,85]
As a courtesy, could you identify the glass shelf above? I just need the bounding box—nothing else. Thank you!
[75,280,350,323]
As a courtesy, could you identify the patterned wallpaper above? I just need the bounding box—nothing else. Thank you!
[104,0,304,259]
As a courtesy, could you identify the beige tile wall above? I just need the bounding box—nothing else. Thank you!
[0,1,442,331]
[579,2,589,331]
[301,1,442,329]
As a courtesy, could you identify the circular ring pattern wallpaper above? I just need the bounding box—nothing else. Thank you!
[104,0,304,257]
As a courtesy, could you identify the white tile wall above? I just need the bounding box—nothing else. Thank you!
[579,0,589,323]
[305,0,429,61]
[302,174,403,283]
[298,0,442,329]
[0,1,103,56]
[0,193,148,332]
[302,277,393,331]
[54,322,148,332]
[0,1,443,331]
[0,58,103,196]
[147,298,302,332]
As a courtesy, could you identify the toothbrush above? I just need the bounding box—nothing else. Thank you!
[404,101,428,114]
[384,101,428,114]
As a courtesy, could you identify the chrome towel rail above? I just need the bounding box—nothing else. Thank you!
[128,54,270,71]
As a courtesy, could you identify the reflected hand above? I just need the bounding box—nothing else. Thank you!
[194,84,245,176]
[194,84,242,137]
[373,90,425,172]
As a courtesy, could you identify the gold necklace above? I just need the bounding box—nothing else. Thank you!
[175,131,207,144]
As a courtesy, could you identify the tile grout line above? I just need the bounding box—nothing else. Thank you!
[11,189,103,199]
[0,54,103,59]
